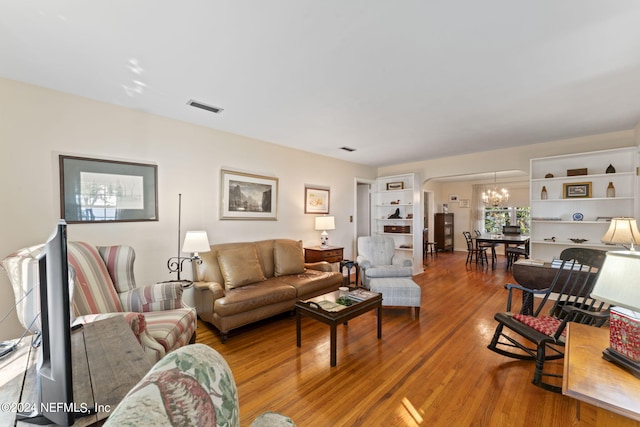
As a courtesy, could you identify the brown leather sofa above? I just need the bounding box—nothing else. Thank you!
[193,239,342,342]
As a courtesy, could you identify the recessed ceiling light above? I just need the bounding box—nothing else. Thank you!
[340,147,356,152]
[187,99,224,114]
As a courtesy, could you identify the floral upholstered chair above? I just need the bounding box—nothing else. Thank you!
[2,242,197,363]
[105,344,295,427]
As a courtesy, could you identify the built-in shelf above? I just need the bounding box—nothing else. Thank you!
[529,147,639,260]
[372,173,423,275]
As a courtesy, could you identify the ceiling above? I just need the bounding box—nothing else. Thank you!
[3,1,640,167]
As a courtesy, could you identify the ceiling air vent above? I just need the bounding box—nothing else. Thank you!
[340,146,356,152]
[187,99,224,114]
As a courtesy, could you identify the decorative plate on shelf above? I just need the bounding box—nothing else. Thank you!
[572,212,584,221]
[569,238,588,244]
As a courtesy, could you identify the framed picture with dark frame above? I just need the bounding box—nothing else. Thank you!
[220,169,278,220]
[563,182,592,199]
[386,182,404,190]
[59,155,158,223]
[304,186,330,214]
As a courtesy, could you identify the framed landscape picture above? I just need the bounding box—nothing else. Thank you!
[304,186,330,214]
[563,182,592,199]
[59,155,158,223]
[220,169,278,220]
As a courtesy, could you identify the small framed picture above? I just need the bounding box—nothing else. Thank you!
[304,186,330,214]
[386,182,404,190]
[449,194,459,202]
[563,182,592,199]
[459,199,470,208]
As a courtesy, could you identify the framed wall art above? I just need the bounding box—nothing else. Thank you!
[563,182,592,199]
[220,169,278,220]
[386,182,404,190]
[304,186,330,214]
[59,155,158,223]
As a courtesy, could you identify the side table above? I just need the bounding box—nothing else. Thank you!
[339,260,359,286]
[563,322,640,426]
[304,245,343,263]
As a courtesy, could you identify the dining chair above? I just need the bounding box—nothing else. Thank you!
[474,230,496,262]
[506,239,530,270]
[423,228,437,258]
[463,231,488,266]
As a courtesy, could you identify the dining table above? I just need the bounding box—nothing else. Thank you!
[474,233,530,269]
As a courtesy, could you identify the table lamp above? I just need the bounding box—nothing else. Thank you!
[315,216,335,248]
[600,217,640,250]
[590,218,640,377]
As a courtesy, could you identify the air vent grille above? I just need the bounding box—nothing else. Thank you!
[187,99,224,114]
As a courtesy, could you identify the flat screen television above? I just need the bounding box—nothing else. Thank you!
[17,220,75,426]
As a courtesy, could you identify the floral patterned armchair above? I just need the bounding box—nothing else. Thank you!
[104,344,295,427]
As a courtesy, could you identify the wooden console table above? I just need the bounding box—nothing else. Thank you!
[563,322,640,426]
[0,316,152,426]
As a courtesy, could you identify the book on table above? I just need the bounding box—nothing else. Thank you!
[348,289,378,302]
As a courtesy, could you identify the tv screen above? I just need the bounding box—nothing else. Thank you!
[17,220,74,426]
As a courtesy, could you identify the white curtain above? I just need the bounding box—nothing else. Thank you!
[471,184,486,233]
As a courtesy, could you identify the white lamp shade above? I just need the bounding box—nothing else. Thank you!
[601,217,640,246]
[590,250,640,312]
[181,231,211,253]
[315,216,335,231]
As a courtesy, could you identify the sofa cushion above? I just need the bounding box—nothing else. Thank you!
[274,240,305,277]
[217,245,266,289]
[275,269,342,298]
[214,279,297,317]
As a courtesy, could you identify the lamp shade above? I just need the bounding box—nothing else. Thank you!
[181,231,211,253]
[590,250,640,312]
[601,217,640,247]
[315,216,335,231]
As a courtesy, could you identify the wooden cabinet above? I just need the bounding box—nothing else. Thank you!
[435,213,454,252]
[530,147,639,260]
[304,245,343,263]
[372,173,423,275]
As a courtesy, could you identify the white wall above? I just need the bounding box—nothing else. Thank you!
[0,78,376,340]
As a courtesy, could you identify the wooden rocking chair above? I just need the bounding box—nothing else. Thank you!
[487,247,610,392]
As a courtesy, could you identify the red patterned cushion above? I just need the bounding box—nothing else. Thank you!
[513,314,566,337]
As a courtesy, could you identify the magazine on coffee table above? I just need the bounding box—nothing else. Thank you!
[314,300,348,312]
[348,288,378,302]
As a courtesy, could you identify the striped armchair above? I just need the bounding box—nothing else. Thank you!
[2,242,196,363]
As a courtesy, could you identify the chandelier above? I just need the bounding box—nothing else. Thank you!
[482,172,509,207]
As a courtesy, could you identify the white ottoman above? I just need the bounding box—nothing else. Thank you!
[368,277,421,317]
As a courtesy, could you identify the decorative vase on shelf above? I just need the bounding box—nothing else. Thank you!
[606,164,616,174]
[607,182,615,198]
[541,186,548,200]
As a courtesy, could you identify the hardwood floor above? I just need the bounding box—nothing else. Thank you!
[196,252,580,427]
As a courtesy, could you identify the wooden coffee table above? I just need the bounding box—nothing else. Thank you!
[296,288,382,366]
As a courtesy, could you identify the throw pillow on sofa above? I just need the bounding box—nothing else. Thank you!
[274,240,305,277]
[217,245,266,289]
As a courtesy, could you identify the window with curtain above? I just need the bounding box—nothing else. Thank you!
[483,206,531,234]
